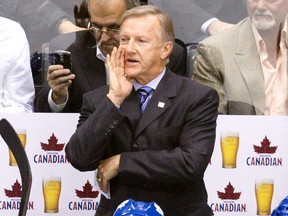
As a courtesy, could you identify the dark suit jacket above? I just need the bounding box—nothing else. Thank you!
[65,70,219,215]
[34,30,187,112]
[149,0,247,43]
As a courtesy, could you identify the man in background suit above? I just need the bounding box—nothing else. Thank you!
[34,0,187,113]
[193,0,288,115]
[65,5,219,216]
[34,0,140,112]
[149,0,247,43]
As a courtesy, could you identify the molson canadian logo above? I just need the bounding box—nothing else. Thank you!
[0,180,34,211]
[210,182,247,213]
[246,136,283,166]
[34,133,69,164]
[68,180,99,211]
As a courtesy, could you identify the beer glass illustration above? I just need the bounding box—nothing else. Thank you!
[255,179,274,215]
[42,176,62,213]
[220,131,239,168]
[8,129,26,166]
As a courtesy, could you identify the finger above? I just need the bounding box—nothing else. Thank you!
[48,73,75,84]
[97,177,103,189]
[120,48,125,70]
[96,170,103,186]
[116,47,124,70]
[110,47,117,70]
[48,65,64,74]
[48,69,71,81]
[101,180,108,193]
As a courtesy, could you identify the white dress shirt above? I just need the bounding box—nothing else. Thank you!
[0,17,35,112]
[252,17,288,115]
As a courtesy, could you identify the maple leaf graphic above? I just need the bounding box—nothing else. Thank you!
[253,136,277,154]
[41,133,65,151]
[217,182,241,200]
[4,180,22,198]
[75,180,99,198]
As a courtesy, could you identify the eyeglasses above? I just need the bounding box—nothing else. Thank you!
[88,21,119,38]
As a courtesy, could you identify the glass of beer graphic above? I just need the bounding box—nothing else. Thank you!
[42,176,62,213]
[255,179,274,215]
[8,129,27,166]
[220,131,239,168]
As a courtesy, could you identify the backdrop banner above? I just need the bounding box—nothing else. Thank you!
[0,113,287,216]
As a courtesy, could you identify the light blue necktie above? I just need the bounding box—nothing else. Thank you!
[137,86,154,113]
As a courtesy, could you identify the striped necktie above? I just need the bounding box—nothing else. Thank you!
[137,86,154,113]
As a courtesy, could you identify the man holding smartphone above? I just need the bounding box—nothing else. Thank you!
[35,0,137,112]
[34,0,186,113]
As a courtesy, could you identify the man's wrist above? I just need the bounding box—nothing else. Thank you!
[201,18,219,35]
[52,91,67,105]
[107,93,124,108]
[48,89,68,112]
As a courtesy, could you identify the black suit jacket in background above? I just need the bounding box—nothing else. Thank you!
[65,70,219,215]
[34,30,187,112]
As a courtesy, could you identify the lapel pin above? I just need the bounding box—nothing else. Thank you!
[158,102,165,108]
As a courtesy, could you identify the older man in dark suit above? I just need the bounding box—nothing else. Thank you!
[35,0,187,113]
[65,5,219,216]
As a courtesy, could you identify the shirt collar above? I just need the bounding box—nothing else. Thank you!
[96,46,106,63]
[252,15,288,53]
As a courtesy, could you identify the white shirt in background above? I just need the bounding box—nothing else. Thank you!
[0,17,35,113]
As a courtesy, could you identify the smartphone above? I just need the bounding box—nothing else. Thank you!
[50,50,72,73]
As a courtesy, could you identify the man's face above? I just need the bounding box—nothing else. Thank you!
[247,0,288,30]
[89,0,126,56]
[119,15,171,84]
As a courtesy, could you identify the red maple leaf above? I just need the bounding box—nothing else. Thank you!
[4,180,22,198]
[217,182,241,200]
[41,133,65,151]
[253,136,277,154]
[75,180,99,198]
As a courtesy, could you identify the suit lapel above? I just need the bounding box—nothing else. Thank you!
[234,18,265,114]
[135,71,177,137]
[82,47,107,90]
[121,90,142,134]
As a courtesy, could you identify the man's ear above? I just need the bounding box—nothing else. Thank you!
[160,41,173,60]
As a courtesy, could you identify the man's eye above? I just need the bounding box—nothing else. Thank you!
[138,39,147,43]
[109,24,120,30]
[120,38,128,43]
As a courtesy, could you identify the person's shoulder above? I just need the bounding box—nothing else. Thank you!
[167,70,216,95]
[0,17,27,54]
[0,17,24,34]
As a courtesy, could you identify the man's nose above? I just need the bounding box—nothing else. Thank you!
[256,0,268,10]
[99,30,111,42]
[125,39,135,52]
